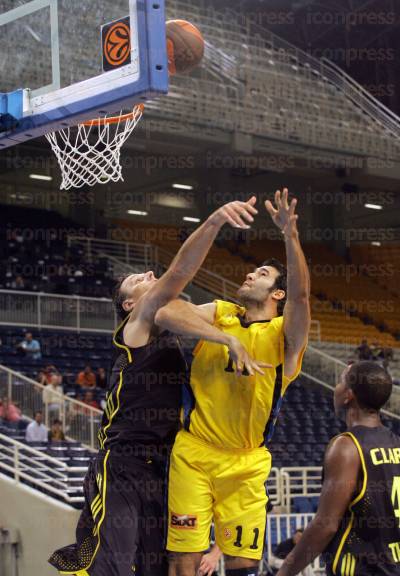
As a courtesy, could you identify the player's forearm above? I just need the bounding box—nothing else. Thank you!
[155,301,231,346]
[284,230,310,302]
[168,217,222,281]
[277,519,335,576]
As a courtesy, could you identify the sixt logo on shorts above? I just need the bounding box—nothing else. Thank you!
[170,512,198,529]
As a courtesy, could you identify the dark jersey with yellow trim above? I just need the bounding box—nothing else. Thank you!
[323,425,400,576]
[98,317,187,457]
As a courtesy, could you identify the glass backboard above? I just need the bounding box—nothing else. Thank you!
[0,0,168,147]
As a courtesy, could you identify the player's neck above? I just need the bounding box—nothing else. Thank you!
[346,406,382,429]
[244,302,277,323]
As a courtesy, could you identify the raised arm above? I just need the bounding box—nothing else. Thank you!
[265,189,311,377]
[276,436,360,576]
[134,198,258,326]
[155,300,270,376]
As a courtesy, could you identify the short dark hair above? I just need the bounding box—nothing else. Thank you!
[52,419,62,426]
[261,258,287,315]
[34,410,42,417]
[345,361,392,411]
[112,274,131,320]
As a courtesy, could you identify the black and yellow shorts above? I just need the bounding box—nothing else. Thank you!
[49,449,169,576]
[167,430,271,561]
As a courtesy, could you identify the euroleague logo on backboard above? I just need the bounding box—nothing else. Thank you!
[102,16,132,72]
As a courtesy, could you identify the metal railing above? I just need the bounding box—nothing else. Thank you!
[266,513,325,573]
[0,289,115,333]
[266,466,280,507]
[158,0,400,162]
[301,351,400,417]
[0,433,86,505]
[321,58,400,139]
[0,365,102,450]
[281,467,322,512]
[68,234,322,339]
[0,422,320,513]
[175,0,400,141]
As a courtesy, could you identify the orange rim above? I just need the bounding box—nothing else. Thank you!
[82,104,144,127]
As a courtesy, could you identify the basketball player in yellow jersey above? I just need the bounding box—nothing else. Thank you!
[155,189,311,576]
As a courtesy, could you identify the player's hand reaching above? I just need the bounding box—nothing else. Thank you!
[198,545,222,576]
[227,335,272,376]
[208,196,258,229]
[265,188,298,237]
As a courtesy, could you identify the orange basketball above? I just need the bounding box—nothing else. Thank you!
[166,20,205,75]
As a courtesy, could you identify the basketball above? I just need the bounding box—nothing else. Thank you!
[166,20,204,75]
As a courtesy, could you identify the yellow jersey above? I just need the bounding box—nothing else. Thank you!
[184,300,304,450]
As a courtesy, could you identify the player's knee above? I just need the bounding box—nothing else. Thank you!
[225,568,259,576]
[224,556,259,576]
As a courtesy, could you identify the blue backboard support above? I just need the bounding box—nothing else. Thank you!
[0,0,168,148]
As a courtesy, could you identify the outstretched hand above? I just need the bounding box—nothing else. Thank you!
[208,196,258,230]
[265,188,298,237]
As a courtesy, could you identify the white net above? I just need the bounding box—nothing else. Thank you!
[46,104,144,190]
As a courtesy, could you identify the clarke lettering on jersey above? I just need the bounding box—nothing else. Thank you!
[388,541,400,563]
[171,512,198,529]
[370,447,400,465]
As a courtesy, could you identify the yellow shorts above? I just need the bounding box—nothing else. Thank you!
[167,430,271,560]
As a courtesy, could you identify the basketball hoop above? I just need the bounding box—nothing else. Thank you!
[46,104,144,190]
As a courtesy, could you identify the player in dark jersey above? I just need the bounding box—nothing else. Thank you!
[49,197,267,576]
[276,360,399,576]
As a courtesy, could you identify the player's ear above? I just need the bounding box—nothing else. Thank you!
[272,289,285,302]
[343,387,355,406]
[122,299,135,314]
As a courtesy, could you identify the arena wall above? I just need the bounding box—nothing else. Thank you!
[0,474,80,576]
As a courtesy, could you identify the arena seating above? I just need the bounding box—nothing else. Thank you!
[111,220,399,347]
[350,243,400,299]
[157,0,400,162]
[0,420,89,508]
[2,372,400,515]
[3,206,399,348]
[1,204,115,298]
[0,326,112,401]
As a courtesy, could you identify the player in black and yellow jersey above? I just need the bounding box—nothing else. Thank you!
[277,361,399,576]
[156,189,311,576]
[49,198,266,576]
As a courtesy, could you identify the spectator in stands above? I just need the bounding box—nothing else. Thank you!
[270,529,314,576]
[0,397,22,428]
[48,419,66,442]
[76,365,96,389]
[81,390,99,411]
[40,365,62,386]
[96,367,107,389]
[42,374,63,420]
[25,411,48,442]
[10,275,25,290]
[16,332,42,360]
[355,339,372,361]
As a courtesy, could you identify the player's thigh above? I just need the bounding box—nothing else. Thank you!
[213,452,270,560]
[224,554,260,571]
[167,434,213,553]
[168,552,203,576]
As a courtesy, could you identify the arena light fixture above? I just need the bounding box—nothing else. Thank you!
[29,173,53,181]
[127,210,148,216]
[173,183,193,190]
[183,216,201,223]
[371,241,381,246]
[364,203,382,210]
